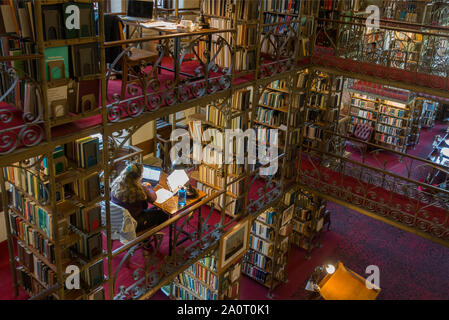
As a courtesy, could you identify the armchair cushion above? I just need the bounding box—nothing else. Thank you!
[352,123,373,142]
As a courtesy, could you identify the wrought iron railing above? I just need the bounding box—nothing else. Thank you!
[314,17,449,91]
[297,135,449,246]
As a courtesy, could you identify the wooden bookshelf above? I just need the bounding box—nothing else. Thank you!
[286,187,326,259]
[347,88,417,153]
[169,252,242,300]
[242,205,292,298]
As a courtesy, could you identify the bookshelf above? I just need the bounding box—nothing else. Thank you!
[302,70,345,156]
[201,0,259,73]
[189,88,251,217]
[286,186,326,259]
[381,0,430,24]
[0,0,110,300]
[419,99,439,128]
[347,84,417,153]
[169,252,242,300]
[5,135,106,300]
[242,205,292,297]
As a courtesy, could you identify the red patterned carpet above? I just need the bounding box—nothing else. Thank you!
[1,199,449,300]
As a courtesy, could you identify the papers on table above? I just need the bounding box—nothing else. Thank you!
[140,21,181,30]
[155,188,174,204]
[167,169,189,193]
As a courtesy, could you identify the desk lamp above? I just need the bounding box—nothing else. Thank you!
[305,263,336,294]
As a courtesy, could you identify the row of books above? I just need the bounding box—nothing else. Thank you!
[260,90,287,109]
[350,117,373,126]
[351,98,377,110]
[311,76,330,92]
[17,268,50,298]
[252,220,274,241]
[376,123,404,136]
[291,218,310,234]
[176,273,218,300]
[81,260,104,289]
[3,166,50,203]
[375,133,404,147]
[306,108,322,123]
[257,208,277,225]
[185,263,219,290]
[235,49,257,71]
[236,25,257,47]
[198,256,217,271]
[205,106,243,129]
[244,249,271,270]
[10,214,56,264]
[71,232,102,261]
[202,0,230,18]
[378,115,405,127]
[255,126,281,147]
[255,107,287,127]
[249,234,273,256]
[242,261,270,283]
[352,109,376,120]
[10,190,54,238]
[303,124,323,140]
[233,89,252,111]
[198,166,243,196]
[269,80,288,91]
[43,44,100,81]
[308,92,329,109]
[47,78,100,120]
[17,239,57,288]
[262,14,298,35]
[69,205,101,234]
[379,105,407,118]
[263,0,302,14]
[283,187,298,206]
[172,285,200,300]
[196,182,241,216]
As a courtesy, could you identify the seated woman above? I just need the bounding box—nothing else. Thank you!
[111,162,168,233]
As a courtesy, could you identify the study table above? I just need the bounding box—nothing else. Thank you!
[120,17,217,79]
[151,171,207,255]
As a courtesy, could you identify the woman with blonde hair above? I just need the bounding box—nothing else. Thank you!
[111,162,168,232]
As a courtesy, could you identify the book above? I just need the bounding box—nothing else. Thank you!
[72,43,100,77]
[77,79,100,113]
[0,4,16,34]
[44,46,70,81]
[42,4,63,41]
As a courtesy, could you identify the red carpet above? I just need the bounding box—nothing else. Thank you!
[1,200,449,300]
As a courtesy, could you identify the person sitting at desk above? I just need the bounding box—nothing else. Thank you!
[111,162,168,233]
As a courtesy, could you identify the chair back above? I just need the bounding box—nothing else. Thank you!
[353,123,373,142]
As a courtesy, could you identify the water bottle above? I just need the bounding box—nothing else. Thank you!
[178,187,187,208]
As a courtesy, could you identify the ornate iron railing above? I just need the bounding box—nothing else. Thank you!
[0,66,45,155]
[314,18,449,92]
[297,136,449,246]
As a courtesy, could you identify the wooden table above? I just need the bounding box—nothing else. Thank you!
[317,262,381,300]
[152,172,207,255]
[120,18,217,79]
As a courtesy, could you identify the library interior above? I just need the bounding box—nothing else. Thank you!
[0,0,448,301]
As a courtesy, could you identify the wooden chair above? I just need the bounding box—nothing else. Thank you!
[104,15,159,99]
[347,122,374,154]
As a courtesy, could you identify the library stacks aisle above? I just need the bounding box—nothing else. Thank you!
[0,0,448,300]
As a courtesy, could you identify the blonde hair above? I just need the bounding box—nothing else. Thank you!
[111,162,147,203]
